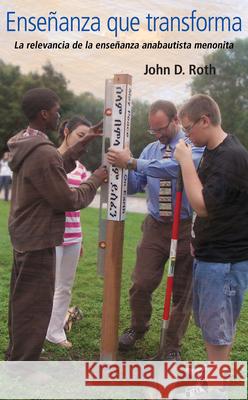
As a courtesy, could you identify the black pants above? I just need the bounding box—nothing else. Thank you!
[6,248,55,360]
[130,215,193,352]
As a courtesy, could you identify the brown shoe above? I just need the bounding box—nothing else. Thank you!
[58,340,72,349]
[118,327,146,351]
[64,306,83,333]
[165,350,181,361]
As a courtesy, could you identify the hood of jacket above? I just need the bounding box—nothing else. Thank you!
[8,130,55,172]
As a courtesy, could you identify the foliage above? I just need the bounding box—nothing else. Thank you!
[130,99,153,158]
[0,60,152,170]
[191,38,248,147]
[1,37,248,168]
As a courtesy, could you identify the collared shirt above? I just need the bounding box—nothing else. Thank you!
[128,130,204,221]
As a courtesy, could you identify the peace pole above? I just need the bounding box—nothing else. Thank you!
[100,74,132,360]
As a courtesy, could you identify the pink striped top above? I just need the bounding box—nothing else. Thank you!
[63,161,89,246]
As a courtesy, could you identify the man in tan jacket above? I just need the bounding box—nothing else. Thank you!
[6,87,107,360]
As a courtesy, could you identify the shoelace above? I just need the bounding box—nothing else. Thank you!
[167,351,180,359]
[124,328,137,337]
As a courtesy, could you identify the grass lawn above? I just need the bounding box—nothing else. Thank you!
[0,199,248,362]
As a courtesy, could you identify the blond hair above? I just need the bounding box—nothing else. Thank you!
[179,94,221,125]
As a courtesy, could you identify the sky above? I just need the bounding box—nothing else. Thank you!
[0,0,247,104]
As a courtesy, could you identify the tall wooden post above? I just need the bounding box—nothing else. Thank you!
[100,74,132,360]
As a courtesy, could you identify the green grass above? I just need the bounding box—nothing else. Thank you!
[0,199,248,362]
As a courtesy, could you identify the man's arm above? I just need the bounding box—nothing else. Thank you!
[128,170,147,194]
[174,139,207,217]
[107,143,204,179]
[30,147,107,211]
[136,145,203,179]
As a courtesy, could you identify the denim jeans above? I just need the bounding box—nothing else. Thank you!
[193,259,248,345]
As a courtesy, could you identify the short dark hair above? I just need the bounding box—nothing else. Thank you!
[58,116,91,144]
[179,94,221,125]
[22,88,60,121]
[150,100,177,120]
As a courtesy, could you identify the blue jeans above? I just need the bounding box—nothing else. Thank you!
[193,259,248,345]
[0,175,11,201]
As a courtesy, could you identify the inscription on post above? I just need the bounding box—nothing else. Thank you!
[107,80,132,221]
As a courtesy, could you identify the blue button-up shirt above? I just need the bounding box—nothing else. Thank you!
[128,130,204,221]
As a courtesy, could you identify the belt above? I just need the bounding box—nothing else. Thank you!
[149,214,192,225]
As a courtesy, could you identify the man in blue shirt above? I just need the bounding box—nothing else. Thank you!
[107,100,203,360]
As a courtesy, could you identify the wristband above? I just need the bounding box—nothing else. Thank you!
[127,157,136,170]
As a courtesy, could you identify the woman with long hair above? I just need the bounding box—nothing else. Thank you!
[46,116,92,348]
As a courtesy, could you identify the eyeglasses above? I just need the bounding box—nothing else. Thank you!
[182,115,209,134]
[147,119,172,135]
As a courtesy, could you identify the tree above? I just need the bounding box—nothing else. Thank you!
[0,60,152,169]
[130,99,153,158]
[0,61,77,151]
[0,61,24,151]
[0,61,101,157]
[190,38,248,147]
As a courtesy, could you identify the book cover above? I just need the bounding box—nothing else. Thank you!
[0,0,247,399]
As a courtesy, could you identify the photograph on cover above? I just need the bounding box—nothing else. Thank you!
[0,0,248,386]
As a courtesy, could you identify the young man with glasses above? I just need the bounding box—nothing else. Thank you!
[174,94,248,361]
[107,100,204,360]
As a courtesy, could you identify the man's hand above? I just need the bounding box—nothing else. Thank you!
[190,243,195,257]
[107,144,131,168]
[77,119,103,147]
[174,139,192,165]
[89,120,103,135]
[92,165,108,184]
